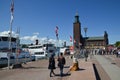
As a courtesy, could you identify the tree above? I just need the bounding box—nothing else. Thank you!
[115,41,120,47]
[21,44,28,48]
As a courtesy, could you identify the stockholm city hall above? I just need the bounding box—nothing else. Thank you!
[73,13,109,49]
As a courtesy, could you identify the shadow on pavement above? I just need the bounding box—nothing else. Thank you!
[21,66,47,69]
[64,65,70,68]
[77,68,86,71]
[93,64,100,80]
[55,73,71,77]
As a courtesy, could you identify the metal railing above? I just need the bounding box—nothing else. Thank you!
[0,58,31,65]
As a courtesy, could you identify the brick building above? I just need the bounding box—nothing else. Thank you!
[73,13,109,49]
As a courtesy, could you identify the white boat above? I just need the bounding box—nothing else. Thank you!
[0,0,32,68]
[28,43,56,61]
[0,33,31,67]
[0,33,17,58]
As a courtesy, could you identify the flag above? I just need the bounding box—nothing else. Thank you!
[74,39,76,44]
[55,26,59,40]
[9,0,14,50]
[11,0,14,14]
[10,0,14,24]
[70,35,72,42]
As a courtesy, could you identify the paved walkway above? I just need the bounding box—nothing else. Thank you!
[0,56,96,80]
[94,55,120,80]
[69,59,96,80]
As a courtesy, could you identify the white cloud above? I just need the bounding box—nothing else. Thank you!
[0,31,18,37]
[21,35,39,42]
[20,36,31,40]
[49,39,56,43]
[33,32,39,35]
[0,31,71,46]
[0,31,9,35]
[40,37,47,41]
[20,35,68,46]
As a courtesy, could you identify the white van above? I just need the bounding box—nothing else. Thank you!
[60,47,70,55]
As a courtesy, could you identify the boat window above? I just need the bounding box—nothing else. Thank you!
[11,38,16,42]
[43,44,45,47]
[29,46,43,49]
[36,46,43,48]
[1,37,9,41]
[43,44,54,47]
[49,50,54,53]
[0,48,16,52]
[35,52,44,55]
[1,37,16,42]
[29,47,35,49]
[48,44,54,47]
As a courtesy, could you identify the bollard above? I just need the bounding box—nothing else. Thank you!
[12,64,22,69]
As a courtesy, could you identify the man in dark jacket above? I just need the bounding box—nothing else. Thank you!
[57,53,66,77]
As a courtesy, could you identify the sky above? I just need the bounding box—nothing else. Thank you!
[0,0,120,46]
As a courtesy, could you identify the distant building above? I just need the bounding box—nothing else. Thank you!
[73,13,109,49]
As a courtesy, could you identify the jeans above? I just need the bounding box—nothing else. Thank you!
[60,65,64,77]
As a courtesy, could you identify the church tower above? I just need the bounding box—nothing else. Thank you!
[73,13,82,48]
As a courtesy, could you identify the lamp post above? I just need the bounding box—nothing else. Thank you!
[84,27,88,37]
[84,27,88,49]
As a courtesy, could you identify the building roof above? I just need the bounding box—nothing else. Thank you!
[86,36,104,41]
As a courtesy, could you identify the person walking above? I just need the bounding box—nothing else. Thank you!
[57,53,66,77]
[48,54,56,77]
[84,49,88,61]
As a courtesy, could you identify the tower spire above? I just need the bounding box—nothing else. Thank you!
[74,12,79,23]
[75,11,79,16]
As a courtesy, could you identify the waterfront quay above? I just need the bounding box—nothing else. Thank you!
[0,54,120,80]
[0,55,96,80]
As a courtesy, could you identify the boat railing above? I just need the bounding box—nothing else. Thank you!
[0,58,31,65]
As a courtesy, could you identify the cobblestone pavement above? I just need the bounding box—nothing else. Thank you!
[91,55,111,80]
[0,57,72,80]
[104,55,120,68]
[94,55,120,80]
[91,54,120,80]
[0,56,96,80]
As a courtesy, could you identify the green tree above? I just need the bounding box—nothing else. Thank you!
[21,44,28,48]
[115,41,120,47]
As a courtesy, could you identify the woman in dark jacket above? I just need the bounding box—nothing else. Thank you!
[48,54,56,77]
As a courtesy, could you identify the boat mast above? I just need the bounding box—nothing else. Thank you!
[16,27,20,56]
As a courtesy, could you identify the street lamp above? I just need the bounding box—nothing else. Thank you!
[84,27,88,48]
[84,27,88,37]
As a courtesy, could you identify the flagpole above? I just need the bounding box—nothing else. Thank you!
[56,38,59,57]
[8,0,14,69]
[57,36,59,57]
[70,35,72,46]
[55,26,59,57]
[16,27,20,64]
[8,18,13,69]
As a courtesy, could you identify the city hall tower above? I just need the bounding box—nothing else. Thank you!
[73,13,82,48]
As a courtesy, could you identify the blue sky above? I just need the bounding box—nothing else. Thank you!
[0,0,120,45]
